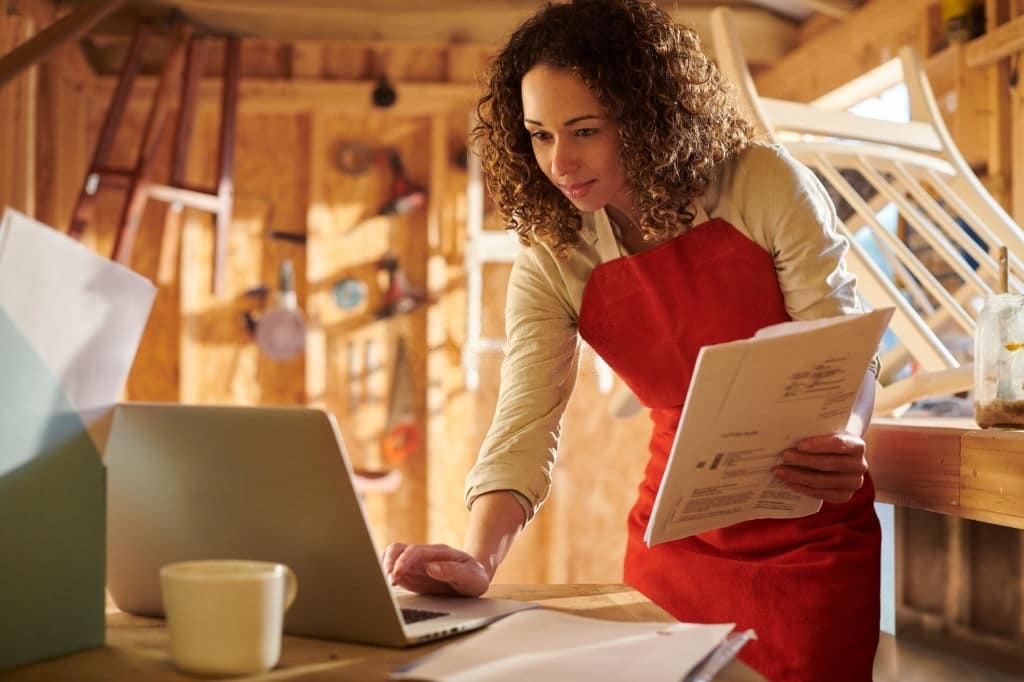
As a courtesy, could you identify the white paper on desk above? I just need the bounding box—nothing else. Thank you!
[0,208,156,451]
[645,308,894,546]
[391,609,735,682]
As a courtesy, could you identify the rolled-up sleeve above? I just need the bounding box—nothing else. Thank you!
[464,246,581,521]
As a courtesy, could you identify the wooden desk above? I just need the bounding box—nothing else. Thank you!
[5,585,764,681]
[866,417,1024,529]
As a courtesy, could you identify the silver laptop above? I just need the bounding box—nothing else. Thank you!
[105,402,534,647]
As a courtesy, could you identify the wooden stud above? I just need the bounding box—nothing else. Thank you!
[984,0,1015,211]
[0,11,36,216]
[1010,3,1024,224]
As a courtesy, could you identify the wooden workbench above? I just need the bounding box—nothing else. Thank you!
[866,417,1024,529]
[3,584,764,681]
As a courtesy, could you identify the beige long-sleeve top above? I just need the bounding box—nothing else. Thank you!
[465,143,875,522]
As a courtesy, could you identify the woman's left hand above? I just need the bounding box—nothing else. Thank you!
[773,432,868,504]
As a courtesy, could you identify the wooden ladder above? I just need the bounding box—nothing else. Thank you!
[68,19,240,295]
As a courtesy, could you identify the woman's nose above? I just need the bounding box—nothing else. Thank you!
[550,140,579,178]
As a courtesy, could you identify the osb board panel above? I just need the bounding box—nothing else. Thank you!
[180,110,308,406]
[305,112,431,547]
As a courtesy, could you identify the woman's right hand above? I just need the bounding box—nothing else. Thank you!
[382,542,493,597]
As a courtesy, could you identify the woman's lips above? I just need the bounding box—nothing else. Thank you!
[559,180,596,200]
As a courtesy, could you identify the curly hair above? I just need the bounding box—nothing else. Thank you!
[472,0,758,257]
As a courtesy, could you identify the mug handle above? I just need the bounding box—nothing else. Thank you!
[282,566,298,611]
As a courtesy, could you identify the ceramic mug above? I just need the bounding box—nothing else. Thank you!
[160,559,298,676]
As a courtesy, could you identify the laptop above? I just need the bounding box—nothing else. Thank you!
[105,402,535,647]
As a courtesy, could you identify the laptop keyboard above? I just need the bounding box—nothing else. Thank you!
[401,607,449,624]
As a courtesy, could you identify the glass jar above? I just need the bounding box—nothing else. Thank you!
[974,293,1024,428]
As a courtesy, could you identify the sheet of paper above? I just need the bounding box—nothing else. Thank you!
[391,609,735,682]
[645,308,894,546]
[0,208,156,450]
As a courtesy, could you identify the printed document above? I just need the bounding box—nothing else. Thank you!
[645,308,893,546]
[391,609,737,682]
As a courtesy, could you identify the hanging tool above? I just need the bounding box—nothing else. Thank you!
[381,336,420,463]
[375,253,426,319]
[377,148,427,216]
[334,143,427,216]
[243,259,306,361]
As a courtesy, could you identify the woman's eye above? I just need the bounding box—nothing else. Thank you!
[530,131,550,141]
[576,128,597,137]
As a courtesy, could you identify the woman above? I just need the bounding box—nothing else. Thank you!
[384,1,880,679]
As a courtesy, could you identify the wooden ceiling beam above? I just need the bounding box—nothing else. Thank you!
[104,1,796,65]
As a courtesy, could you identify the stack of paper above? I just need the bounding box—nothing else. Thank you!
[391,610,737,682]
[646,308,894,546]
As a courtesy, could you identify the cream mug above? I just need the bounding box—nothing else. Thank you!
[160,560,298,676]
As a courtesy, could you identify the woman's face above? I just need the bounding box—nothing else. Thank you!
[521,64,634,219]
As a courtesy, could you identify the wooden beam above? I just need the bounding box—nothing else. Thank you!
[14,0,95,84]
[122,1,795,65]
[0,0,120,89]
[93,75,480,115]
[754,0,933,102]
[965,14,1024,67]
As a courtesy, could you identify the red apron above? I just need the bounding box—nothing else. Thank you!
[577,214,880,681]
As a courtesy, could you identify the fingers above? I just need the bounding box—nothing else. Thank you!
[773,467,865,503]
[391,544,468,581]
[780,449,867,475]
[425,560,490,597]
[382,542,408,574]
[796,432,865,455]
[384,543,489,597]
[774,478,862,504]
[773,433,869,503]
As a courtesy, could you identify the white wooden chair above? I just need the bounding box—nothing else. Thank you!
[710,6,1024,414]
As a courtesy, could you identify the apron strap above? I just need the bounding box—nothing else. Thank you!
[596,200,711,262]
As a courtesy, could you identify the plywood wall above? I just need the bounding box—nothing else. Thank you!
[7,2,1024,617]
[47,35,649,584]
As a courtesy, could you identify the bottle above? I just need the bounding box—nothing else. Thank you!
[974,247,1024,428]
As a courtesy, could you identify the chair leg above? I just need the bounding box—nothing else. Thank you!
[158,34,207,285]
[68,21,151,240]
[111,23,191,266]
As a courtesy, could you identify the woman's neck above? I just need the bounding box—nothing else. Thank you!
[605,206,653,255]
